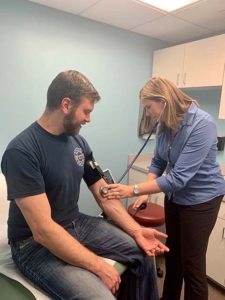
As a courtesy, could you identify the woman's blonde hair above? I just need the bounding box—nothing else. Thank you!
[139,77,199,132]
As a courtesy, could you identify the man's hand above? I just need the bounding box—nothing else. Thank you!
[96,259,121,295]
[132,227,169,256]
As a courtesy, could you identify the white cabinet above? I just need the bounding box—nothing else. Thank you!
[151,192,165,207]
[152,44,184,86]
[152,34,225,88]
[219,72,225,119]
[184,35,225,88]
[206,200,225,288]
[128,168,147,207]
[128,167,165,208]
[129,168,147,185]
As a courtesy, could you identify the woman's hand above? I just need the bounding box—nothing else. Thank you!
[101,184,134,199]
[133,195,150,209]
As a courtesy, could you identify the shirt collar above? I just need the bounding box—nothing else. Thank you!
[182,102,198,126]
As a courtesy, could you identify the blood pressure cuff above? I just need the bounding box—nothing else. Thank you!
[83,154,102,187]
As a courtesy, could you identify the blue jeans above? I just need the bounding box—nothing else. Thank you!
[10,213,159,300]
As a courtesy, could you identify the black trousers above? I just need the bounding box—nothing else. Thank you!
[162,195,223,300]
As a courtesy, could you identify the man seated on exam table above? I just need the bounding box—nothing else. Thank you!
[1,70,169,300]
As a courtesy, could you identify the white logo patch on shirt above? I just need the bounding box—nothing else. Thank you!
[74,147,85,167]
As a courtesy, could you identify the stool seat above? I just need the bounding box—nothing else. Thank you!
[128,202,165,227]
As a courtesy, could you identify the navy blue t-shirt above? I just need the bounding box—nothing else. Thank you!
[1,122,101,241]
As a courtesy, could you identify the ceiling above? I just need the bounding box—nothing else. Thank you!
[27,0,225,44]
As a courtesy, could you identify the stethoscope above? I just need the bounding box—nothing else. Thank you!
[99,101,167,195]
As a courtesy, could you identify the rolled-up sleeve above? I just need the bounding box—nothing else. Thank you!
[149,138,167,176]
[156,117,217,194]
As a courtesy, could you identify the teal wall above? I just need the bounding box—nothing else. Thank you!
[1,1,224,216]
[0,0,166,215]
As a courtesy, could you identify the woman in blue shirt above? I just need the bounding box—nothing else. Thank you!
[104,77,225,300]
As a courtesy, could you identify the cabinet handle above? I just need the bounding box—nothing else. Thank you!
[223,228,225,239]
[183,73,186,85]
[176,73,180,86]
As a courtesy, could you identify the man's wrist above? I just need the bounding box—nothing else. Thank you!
[130,227,143,239]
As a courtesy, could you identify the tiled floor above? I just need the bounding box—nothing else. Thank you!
[156,256,225,300]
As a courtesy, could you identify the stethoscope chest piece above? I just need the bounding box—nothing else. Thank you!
[100,186,109,195]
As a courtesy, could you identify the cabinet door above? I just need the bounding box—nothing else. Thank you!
[151,192,165,207]
[206,217,225,288]
[183,34,225,88]
[219,66,225,119]
[152,44,184,87]
[218,201,225,220]
[128,168,147,185]
[128,168,148,207]
[128,168,165,207]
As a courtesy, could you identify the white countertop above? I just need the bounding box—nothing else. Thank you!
[128,153,153,174]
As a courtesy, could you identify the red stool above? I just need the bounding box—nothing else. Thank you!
[128,202,165,277]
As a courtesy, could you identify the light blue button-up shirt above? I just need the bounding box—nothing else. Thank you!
[149,103,225,205]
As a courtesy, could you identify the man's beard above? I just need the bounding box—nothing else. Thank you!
[63,112,80,136]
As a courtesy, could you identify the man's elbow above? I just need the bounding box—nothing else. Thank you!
[31,219,54,245]
[32,229,47,245]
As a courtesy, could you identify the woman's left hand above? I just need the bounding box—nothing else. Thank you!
[103,184,134,199]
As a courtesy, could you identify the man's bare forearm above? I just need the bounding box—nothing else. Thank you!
[90,179,142,237]
[34,219,106,275]
[102,198,143,237]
